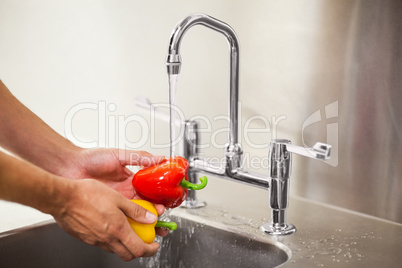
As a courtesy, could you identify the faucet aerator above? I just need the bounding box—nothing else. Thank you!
[166,53,182,75]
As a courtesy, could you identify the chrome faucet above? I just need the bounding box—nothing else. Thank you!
[137,13,331,235]
[166,13,243,176]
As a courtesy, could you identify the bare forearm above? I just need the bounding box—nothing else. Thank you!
[0,80,80,175]
[0,150,71,215]
[0,149,163,259]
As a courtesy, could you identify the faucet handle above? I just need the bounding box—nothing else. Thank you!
[263,139,331,236]
[286,142,331,160]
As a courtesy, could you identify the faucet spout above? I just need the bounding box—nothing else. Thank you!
[166,13,241,156]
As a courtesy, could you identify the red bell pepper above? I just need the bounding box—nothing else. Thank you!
[132,156,207,208]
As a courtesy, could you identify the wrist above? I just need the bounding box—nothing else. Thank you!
[55,144,85,178]
[41,175,76,216]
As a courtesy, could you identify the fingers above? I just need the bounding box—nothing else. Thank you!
[100,200,161,261]
[108,227,160,261]
[139,242,160,258]
[113,218,160,260]
[154,204,165,216]
[95,243,114,253]
[97,199,160,261]
[155,227,169,237]
[126,198,165,217]
[120,233,161,259]
[57,179,162,262]
[109,242,134,261]
[114,149,166,167]
[119,197,157,224]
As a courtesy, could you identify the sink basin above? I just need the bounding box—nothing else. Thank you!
[0,216,289,268]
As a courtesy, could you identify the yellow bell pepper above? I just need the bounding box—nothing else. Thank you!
[127,199,177,244]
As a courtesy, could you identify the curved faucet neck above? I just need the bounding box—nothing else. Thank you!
[167,14,240,56]
[166,13,241,154]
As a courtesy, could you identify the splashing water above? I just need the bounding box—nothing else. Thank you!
[168,74,178,159]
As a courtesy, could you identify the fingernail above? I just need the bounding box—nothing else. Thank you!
[146,211,157,222]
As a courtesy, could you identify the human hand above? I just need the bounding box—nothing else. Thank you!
[61,148,166,199]
[53,179,167,261]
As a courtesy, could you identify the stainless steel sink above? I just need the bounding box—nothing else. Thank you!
[1,192,401,268]
[0,215,289,268]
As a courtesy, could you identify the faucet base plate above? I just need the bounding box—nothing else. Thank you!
[260,223,296,236]
[180,200,207,209]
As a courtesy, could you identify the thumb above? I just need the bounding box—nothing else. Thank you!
[120,198,157,224]
[114,149,166,167]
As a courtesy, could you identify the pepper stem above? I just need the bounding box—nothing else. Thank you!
[180,176,208,190]
[156,221,177,231]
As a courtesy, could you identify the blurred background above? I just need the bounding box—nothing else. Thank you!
[0,0,401,225]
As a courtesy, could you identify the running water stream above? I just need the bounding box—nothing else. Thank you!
[168,74,178,159]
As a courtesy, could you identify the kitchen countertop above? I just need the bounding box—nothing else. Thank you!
[0,200,52,233]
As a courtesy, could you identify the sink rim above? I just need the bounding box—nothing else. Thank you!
[0,218,56,239]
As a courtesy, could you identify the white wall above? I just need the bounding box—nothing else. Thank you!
[0,0,323,156]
